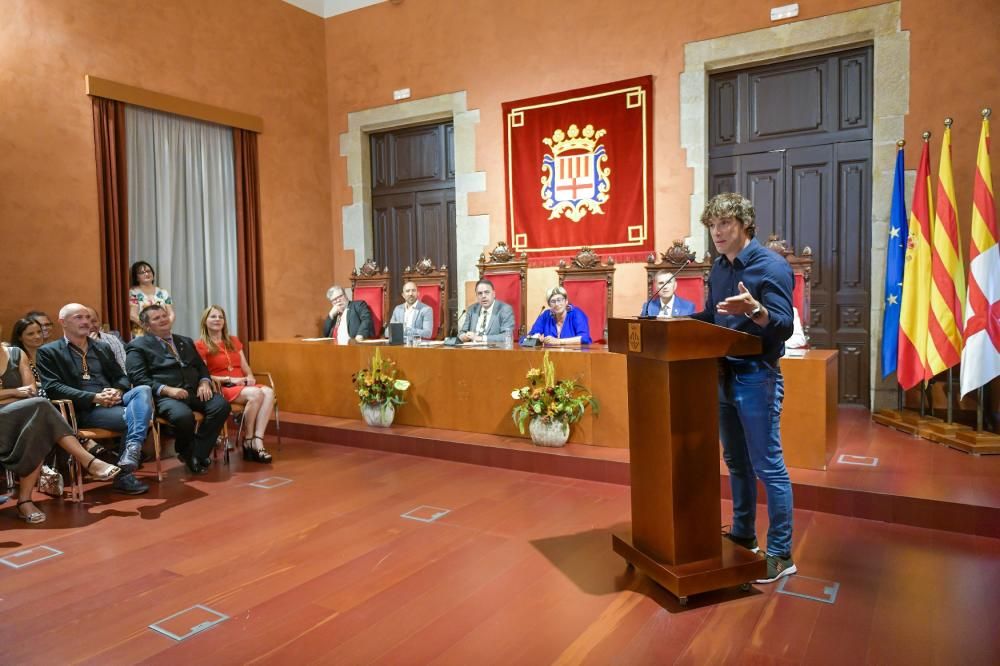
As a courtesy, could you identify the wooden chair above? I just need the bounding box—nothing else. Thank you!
[556,248,616,343]
[644,240,713,314]
[350,259,391,338]
[764,235,814,339]
[213,371,280,465]
[151,411,203,482]
[477,241,529,337]
[402,258,449,340]
[52,399,123,501]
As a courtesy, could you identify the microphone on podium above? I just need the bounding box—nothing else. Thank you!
[640,259,691,318]
[519,304,548,348]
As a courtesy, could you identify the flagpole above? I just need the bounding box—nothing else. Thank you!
[943,117,957,426]
[976,387,984,433]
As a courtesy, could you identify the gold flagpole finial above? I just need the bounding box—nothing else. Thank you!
[944,117,953,128]
[922,131,932,141]
[983,108,992,119]
[896,139,906,149]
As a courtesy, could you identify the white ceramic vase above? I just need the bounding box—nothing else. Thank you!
[528,417,570,447]
[361,402,395,427]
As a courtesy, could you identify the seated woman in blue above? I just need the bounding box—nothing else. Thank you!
[525,286,592,346]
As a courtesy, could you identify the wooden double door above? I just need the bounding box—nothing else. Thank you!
[708,47,873,404]
[370,121,457,327]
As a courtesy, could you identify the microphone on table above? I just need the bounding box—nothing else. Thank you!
[640,259,691,318]
[443,308,467,346]
[519,305,548,348]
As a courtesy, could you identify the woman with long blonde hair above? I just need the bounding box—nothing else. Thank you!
[194,306,274,463]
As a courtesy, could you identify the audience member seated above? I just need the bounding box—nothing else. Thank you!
[526,286,592,346]
[459,279,516,344]
[0,341,38,405]
[1,397,121,524]
[87,306,127,372]
[386,281,434,341]
[323,285,375,342]
[36,303,151,495]
[24,310,54,342]
[784,307,808,352]
[10,317,47,397]
[129,260,174,337]
[640,270,697,318]
[126,304,229,476]
[195,305,275,464]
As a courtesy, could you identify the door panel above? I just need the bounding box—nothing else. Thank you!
[707,47,872,404]
[371,121,458,326]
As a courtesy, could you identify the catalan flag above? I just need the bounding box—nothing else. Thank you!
[898,135,934,390]
[881,144,907,378]
[927,119,966,376]
[960,110,1000,397]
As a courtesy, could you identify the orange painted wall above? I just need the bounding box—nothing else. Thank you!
[324,0,1000,312]
[0,0,332,340]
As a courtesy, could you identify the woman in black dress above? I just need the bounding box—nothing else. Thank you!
[1,398,121,524]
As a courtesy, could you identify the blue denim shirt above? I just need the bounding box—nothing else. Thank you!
[690,238,794,363]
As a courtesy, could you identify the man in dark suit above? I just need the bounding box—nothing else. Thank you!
[36,303,151,494]
[323,285,376,341]
[458,279,516,344]
[640,270,697,318]
[125,304,230,475]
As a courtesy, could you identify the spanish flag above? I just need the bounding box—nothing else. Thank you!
[897,135,934,390]
[960,110,1000,397]
[927,119,966,375]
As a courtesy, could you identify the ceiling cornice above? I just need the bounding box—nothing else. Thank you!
[282,0,387,19]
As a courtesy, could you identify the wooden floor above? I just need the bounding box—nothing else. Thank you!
[1,437,998,665]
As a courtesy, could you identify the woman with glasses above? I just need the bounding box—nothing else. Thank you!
[525,286,592,346]
[128,261,174,337]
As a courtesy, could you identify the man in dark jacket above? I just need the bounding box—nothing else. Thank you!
[37,303,151,494]
[323,285,376,341]
[126,304,229,475]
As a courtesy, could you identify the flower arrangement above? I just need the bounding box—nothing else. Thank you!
[352,348,411,407]
[510,351,598,436]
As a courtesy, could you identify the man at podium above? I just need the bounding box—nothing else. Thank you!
[691,193,797,584]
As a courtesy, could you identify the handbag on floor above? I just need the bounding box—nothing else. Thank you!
[38,464,64,497]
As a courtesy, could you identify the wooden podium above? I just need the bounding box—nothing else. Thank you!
[608,317,767,604]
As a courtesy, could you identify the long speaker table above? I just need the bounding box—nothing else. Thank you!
[248,340,836,463]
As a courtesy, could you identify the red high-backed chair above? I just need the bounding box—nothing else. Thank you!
[477,241,528,337]
[644,241,712,314]
[350,259,391,338]
[402,258,449,340]
[764,235,813,340]
[556,247,616,344]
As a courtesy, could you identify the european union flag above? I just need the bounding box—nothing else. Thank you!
[881,147,908,378]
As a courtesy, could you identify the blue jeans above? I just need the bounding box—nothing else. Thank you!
[76,385,153,446]
[718,360,793,557]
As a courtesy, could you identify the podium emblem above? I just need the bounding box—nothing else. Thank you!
[628,322,642,352]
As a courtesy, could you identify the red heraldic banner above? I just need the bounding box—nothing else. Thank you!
[503,76,654,266]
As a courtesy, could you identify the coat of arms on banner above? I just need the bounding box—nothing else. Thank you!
[502,75,654,266]
[540,124,611,222]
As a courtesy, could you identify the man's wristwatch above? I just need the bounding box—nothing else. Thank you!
[746,304,764,320]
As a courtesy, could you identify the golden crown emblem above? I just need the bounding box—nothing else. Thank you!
[543,124,607,155]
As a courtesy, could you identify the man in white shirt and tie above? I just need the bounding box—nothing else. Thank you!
[459,279,516,343]
[386,281,434,340]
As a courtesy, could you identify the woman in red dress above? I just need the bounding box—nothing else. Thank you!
[195,306,274,463]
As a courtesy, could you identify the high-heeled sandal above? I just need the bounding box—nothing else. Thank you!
[86,455,121,481]
[242,437,272,464]
[16,500,46,524]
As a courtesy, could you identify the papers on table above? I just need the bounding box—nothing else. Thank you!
[301,337,334,341]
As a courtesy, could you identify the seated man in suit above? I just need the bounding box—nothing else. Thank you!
[459,279,516,344]
[386,281,434,340]
[640,270,697,318]
[36,303,151,494]
[126,304,230,475]
[323,285,376,342]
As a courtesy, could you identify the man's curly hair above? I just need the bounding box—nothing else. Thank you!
[700,192,756,239]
